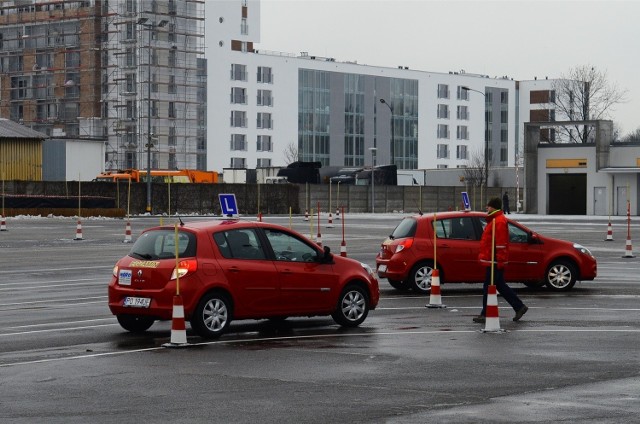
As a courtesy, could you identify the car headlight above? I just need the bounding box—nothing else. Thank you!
[574,243,594,257]
[360,262,376,278]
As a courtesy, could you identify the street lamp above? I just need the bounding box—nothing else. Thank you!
[461,86,489,194]
[369,147,377,213]
[379,98,394,165]
[137,18,168,213]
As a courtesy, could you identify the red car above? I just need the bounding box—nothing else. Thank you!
[109,220,379,338]
[376,211,597,294]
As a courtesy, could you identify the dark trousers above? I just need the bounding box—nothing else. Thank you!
[481,267,524,315]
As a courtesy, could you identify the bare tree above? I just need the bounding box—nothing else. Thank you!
[462,149,487,189]
[620,127,640,143]
[549,65,628,143]
[283,142,299,165]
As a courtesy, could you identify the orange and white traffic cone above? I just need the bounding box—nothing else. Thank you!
[623,235,635,258]
[123,221,132,243]
[304,210,309,221]
[605,221,613,241]
[0,215,6,231]
[163,295,188,347]
[327,212,334,228]
[74,219,83,240]
[340,239,347,257]
[482,285,504,333]
[425,269,446,308]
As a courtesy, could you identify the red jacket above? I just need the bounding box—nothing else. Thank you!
[478,209,509,269]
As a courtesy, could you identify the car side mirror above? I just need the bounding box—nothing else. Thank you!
[528,232,539,244]
[320,246,333,263]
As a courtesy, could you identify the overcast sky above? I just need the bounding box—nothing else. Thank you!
[256,0,639,136]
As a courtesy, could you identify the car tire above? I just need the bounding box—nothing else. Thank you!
[332,285,370,327]
[190,291,232,339]
[545,260,577,291]
[408,261,435,294]
[387,279,411,291]
[116,314,155,333]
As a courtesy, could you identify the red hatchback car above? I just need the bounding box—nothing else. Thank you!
[109,220,379,338]
[376,211,597,294]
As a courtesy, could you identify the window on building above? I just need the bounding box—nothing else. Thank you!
[168,102,176,118]
[257,112,272,129]
[501,110,508,123]
[231,87,247,104]
[437,144,449,159]
[230,157,247,168]
[168,126,176,146]
[257,66,273,83]
[437,104,449,119]
[169,50,176,67]
[151,100,158,117]
[456,125,469,140]
[257,158,271,168]
[257,135,272,152]
[501,91,509,104]
[457,86,469,100]
[230,134,247,151]
[231,64,247,81]
[437,124,449,139]
[457,105,469,120]
[125,74,136,93]
[257,89,273,106]
[241,18,248,35]
[456,145,468,160]
[168,75,176,94]
[168,153,177,169]
[437,164,449,169]
[437,84,449,99]
[231,111,247,127]
[501,147,508,162]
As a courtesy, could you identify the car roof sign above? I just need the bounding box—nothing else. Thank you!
[219,194,239,217]
[461,192,471,211]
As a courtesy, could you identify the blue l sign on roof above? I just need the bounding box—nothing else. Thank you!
[461,192,471,211]
[219,194,239,217]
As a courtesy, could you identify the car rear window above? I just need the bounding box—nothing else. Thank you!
[129,230,196,260]
[391,218,417,239]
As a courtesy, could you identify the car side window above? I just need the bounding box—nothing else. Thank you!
[263,229,318,262]
[213,229,266,260]
[508,223,528,243]
[434,218,477,240]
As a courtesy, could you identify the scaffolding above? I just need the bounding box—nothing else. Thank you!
[0,0,206,172]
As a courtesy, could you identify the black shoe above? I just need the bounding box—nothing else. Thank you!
[513,305,528,321]
[472,315,485,323]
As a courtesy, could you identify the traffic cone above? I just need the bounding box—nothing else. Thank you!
[123,221,132,243]
[335,208,340,220]
[304,210,309,221]
[482,285,504,333]
[425,269,446,308]
[327,212,334,228]
[623,235,635,258]
[605,221,613,241]
[340,239,347,257]
[74,219,83,240]
[162,295,188,347]
[0,215,6,231]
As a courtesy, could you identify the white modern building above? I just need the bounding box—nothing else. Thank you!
[206,0,566,182]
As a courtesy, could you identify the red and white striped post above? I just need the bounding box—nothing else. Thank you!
[340,206,347,257]
[74,219,83,240]
[123,221,132,243]
[316,201,322,247]
[623,201,634,258]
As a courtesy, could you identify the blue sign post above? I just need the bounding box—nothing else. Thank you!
[461,192,471,211]
[219,194,239,217]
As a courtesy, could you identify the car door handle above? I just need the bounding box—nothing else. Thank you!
[440,244,451,248]
[280,269,293,274]
[228,266,241,273]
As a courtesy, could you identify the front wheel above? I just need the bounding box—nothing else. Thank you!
[332,285,370,327]
[408,262,435,294]
[191,292,232,339]
[116,314,155,333]
[545,260,577,291]
[387,279,411,291]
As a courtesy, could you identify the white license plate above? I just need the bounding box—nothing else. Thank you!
[378,265,387,273]
[119,269,132,286]
[123,297,151,308]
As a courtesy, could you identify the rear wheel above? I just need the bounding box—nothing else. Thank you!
[387,279,411,291]
[332,285,370,327]
[116,314,155,333]
[408,261,435,294]
[545,260,577,291]
[191,292,232,339]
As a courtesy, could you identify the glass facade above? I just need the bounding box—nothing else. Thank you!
[298,69,330,165]
[391,78,419,169]
[344,74,365,166]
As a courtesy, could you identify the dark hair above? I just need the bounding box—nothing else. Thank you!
[487,197,502,209]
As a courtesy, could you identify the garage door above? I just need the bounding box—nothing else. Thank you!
[548,174,587,215]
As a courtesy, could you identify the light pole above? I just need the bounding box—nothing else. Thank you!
[137,18,168,213]
[461,86,488,194]
[369,147,377,213]
[379,98,394,166]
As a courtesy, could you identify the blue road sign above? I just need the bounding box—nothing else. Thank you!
[219,194,239,216]
[461,192,471,211]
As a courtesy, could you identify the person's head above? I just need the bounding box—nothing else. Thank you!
[486,197,502,213]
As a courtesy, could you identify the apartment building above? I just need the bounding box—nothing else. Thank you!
[0,0,206,175]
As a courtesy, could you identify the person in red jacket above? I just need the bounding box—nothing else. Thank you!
[473,197,528,323]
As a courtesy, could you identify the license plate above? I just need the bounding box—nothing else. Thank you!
[378,265,387,273]
[123,297,151,308]
[119,269,132,286]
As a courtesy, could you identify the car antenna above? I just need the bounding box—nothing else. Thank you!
[418,209,423,215]
[178,216,185,227]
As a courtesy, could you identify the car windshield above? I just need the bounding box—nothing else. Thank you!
[390,218,417,239]
[129,230,196,260]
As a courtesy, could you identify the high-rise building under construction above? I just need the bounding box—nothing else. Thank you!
[0,0,206,172]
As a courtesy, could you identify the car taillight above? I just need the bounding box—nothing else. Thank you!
[112,265,119,277]
[170,259,198,280]
[395,238,414,253]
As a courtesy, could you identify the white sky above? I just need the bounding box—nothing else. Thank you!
[255,0,640,136]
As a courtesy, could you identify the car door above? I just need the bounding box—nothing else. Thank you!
[262,228,338,314]
[213,228,280,316]
[504,222,545,282]
[434,216,483,282]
